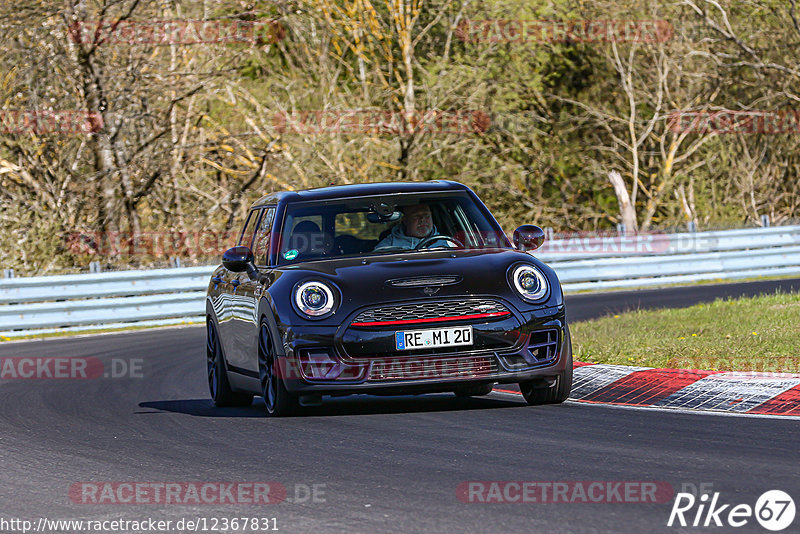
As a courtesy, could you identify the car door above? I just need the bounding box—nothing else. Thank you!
[227,207,276,374]
[218,208,262,367]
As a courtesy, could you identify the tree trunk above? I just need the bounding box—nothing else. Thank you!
[608,170,637,231]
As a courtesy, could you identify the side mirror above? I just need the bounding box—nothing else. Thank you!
[222,246,258,278]
[513,225,545,251]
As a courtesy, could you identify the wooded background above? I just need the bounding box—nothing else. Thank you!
[2,0,799,272]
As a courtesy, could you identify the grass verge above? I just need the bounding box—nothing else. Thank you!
[572,291,800,373]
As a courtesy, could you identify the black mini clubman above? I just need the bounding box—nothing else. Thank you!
[206,180,571,416]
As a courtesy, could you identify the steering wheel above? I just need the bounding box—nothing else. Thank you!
[414,235,464,250]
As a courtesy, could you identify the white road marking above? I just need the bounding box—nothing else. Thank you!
[490,391,800,420]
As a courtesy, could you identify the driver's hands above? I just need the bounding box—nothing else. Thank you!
[415,235,463,250]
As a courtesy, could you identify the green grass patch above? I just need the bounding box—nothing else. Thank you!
[572,291,800,373]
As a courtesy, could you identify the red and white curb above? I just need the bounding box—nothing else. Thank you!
[497,362,800,416]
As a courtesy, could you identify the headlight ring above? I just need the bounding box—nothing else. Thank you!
[294,281,336,317]
[509,264,549,302]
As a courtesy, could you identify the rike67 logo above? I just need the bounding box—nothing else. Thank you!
[668,489,795,531]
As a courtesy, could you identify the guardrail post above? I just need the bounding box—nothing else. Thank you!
[89,261,102,273]
[544,227,554,241]
[761,214,770,227]
[2,269,14,279]
[170,257,181,268]
[687,221,697,233]
[616,223,627,236]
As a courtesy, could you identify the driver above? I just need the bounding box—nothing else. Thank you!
[374,203,454,250]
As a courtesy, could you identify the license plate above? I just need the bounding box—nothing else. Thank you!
[395,326,473,350]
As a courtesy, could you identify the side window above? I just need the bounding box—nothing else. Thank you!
[252,208,276,265]
[238,209,262,249]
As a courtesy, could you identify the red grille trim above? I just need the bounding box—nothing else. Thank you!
[351,311,510,327]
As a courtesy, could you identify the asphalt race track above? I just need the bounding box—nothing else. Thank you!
[1,279,799,533]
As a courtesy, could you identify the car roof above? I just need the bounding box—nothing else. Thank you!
[249,180,469,208]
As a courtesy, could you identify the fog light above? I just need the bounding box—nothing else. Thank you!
[298,350,366,381]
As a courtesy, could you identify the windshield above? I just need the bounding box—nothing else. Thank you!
[277,192,510,264]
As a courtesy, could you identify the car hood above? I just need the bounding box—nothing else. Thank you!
[272,249,563,313]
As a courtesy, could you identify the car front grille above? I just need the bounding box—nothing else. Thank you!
[351,299,511,326]
[368,354,499,382]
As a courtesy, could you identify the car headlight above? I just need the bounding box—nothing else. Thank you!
[509,264,549,302]
[294,281,336,317]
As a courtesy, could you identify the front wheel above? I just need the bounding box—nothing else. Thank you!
[258,322,300,417]
[207,318,253,407]
[519,325,573,405]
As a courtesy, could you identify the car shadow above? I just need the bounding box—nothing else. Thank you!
[137,393,526,418]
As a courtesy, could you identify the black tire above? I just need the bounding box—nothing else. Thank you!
[207,318,253,407]
[258,321,300,417]
[519,325,573,405]
[454,383,495,397]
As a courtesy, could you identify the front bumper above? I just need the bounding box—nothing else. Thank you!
[278,303,568,395]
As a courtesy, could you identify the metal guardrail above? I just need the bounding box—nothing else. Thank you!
[2,225,799,336]
[536,225,800,261]
[542,225,800,291]
[0,267,214,336]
